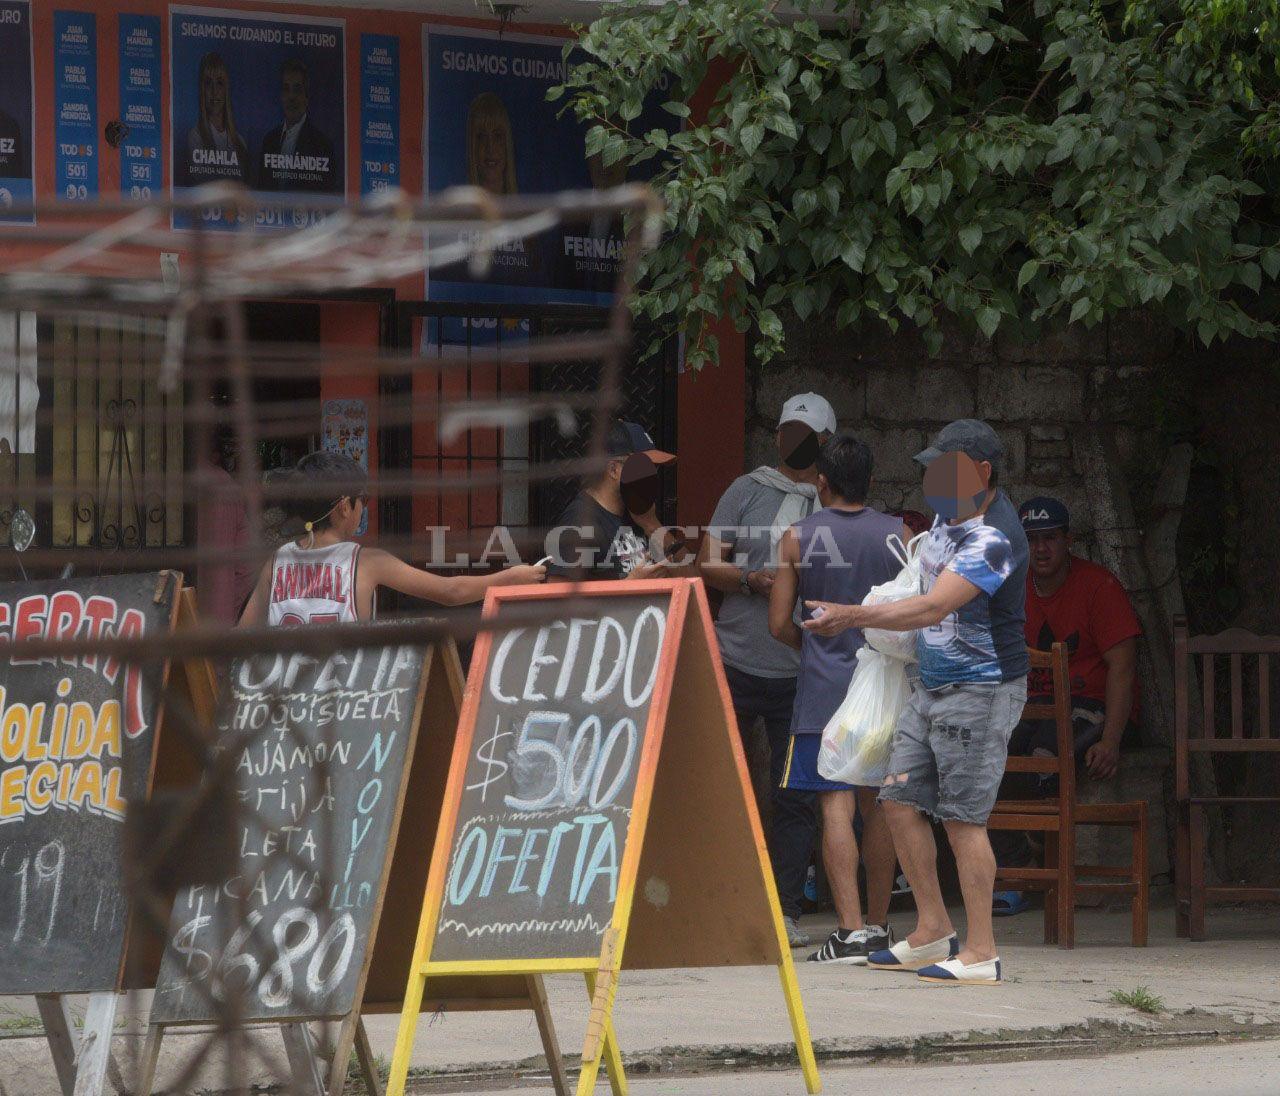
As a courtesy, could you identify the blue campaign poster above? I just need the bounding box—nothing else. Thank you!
[0,0,34,224]
[422,27,674,306]
[119,14,162,200]
[360,33,399,197]
[169,5,346,230]
[54,10,98,203]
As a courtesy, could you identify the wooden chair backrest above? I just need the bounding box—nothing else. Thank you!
[1174,616,1280,798]
[1002,642,1074,803]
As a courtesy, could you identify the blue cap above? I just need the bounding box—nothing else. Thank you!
[914,419,1003,468]
[605,420,675,464]
[1019,496,1070,532]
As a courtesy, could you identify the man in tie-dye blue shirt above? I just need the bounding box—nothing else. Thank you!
[800,420,1028,986]
[916,514,1023,688]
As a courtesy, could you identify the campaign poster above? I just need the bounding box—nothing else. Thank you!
[54,10,97,203]
[169,5,345,230]
[0,0,34,224]
[422,27,674,306]
[119,14,162,200]
[360,33,399,198]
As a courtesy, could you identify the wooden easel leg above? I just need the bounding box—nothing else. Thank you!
[353,1018,382,1096]
[72,993,120,1096]
[135,1024,165,1096]
[325,1014,357,1096]
[580,971,626,1096]
[775,959,821,1094]
[525,975,570,1096]
[282,1022,327,1096]
[324,1011,377,1096]
[36,994,78,1096]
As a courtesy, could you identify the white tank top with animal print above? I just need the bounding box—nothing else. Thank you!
[267,540,362,625]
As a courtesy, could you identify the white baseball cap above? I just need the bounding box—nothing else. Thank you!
[778,392,837,435]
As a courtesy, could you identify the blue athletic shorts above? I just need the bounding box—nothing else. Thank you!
[780,733,854,792]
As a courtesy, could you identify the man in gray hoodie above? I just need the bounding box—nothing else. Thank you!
[699,392,837,947]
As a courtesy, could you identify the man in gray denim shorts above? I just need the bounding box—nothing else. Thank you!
[802,420,1028,985]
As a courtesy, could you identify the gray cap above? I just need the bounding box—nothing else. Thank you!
[914,419,1003,467]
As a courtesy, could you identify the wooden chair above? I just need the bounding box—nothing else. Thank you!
[989,643,1149,948]
[1174,618,1280,940]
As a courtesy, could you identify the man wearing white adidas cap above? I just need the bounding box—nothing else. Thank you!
[700,391,836,948]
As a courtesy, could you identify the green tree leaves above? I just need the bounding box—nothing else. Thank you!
[553,0,1280,368]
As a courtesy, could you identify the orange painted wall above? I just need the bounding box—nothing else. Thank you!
[677,58,746,527]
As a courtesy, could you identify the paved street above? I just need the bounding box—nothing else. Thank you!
[1,902,1277,1094]
[437,1041,1280,1095]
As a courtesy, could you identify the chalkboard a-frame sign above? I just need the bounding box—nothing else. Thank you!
[0,571,180,997]
[141,637,577,1096]
[0,571,182,1096]
[388,579,821,1096]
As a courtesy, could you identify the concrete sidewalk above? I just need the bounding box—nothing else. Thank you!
[1,901,1277,1093]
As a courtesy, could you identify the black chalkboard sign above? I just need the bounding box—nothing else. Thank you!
[150,641,429,1023]
[430,592,668,962]
[0,571,178,995]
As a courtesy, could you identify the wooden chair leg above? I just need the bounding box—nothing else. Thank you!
[1042,831,1059,946]
[1174,802,1191,938]
[1132,805,1149,947]
[1058,810,1076,950]
[1189,804,1208,941]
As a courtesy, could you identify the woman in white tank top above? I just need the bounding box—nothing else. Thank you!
[239,452,545,626]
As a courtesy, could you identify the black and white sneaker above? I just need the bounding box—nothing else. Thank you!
[806,925,893,965]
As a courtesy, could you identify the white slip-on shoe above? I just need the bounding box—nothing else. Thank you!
[917,956,1002,985]
[866,933,958,971]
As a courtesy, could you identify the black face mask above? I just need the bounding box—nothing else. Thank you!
[780,423,820,470]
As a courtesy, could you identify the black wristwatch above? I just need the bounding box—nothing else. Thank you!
[739,569,753,596]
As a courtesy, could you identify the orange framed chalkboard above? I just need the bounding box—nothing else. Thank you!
[388,578,820,1096]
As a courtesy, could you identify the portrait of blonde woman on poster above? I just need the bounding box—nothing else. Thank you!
[182,51,249,186]
[467,92,518,194]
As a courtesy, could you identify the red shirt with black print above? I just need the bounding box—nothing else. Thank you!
[1025,555,1141,712]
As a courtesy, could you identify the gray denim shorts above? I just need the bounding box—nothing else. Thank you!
[878,677,1028,825]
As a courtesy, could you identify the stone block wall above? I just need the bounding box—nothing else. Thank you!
[746,315,1170,564]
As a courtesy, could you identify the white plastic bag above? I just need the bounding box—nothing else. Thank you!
[817,646,911,787]
[863,531,927,663]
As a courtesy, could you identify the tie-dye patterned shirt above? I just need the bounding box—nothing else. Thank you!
[916,493,1029,688]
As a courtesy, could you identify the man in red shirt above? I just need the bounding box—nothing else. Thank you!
[992,496,1141,913]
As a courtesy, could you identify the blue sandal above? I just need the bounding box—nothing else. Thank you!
[992,890,1030,917]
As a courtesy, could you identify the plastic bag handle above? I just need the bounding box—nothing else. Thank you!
[885,529,929,569]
